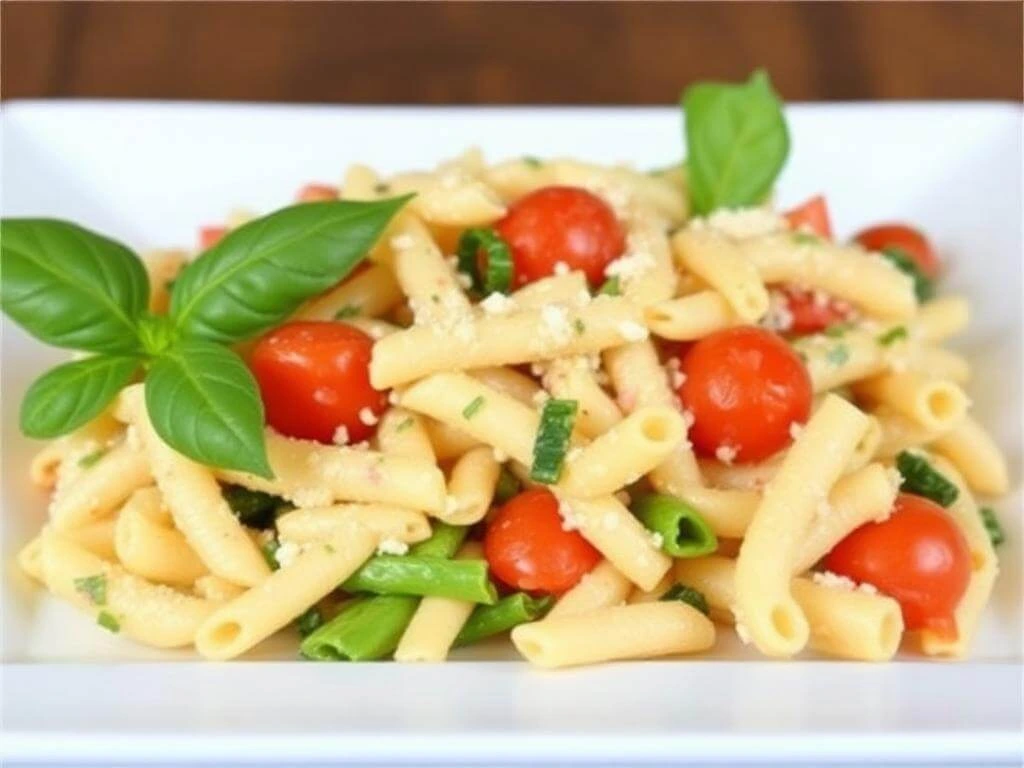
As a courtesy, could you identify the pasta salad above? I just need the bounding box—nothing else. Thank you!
[3,71,1008,667]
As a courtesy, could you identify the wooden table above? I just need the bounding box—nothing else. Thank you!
[3,1,1022,103]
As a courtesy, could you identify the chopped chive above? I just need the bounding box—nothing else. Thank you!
[522,156,544,168]
[980,507,1005,547]
[791,232,820,246]
[96,611,120,633]
[597,276,621,296]
[823,323,852,338]
[73,574,107,606]
[77,448,107,469]
[462,396,486,420]
[877,326,908,346]
[530,399,578,484]
[825,344,850,366]
[431,293,441,304]
[296,606,323,637]
[896,451,959,507]
[456,228,514,295]
[261,537,281,570]
[573,318,586,336]
[660,584,710,616]
[395,417,415,433]
[333,304,361,320]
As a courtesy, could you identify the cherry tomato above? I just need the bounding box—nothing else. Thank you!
[484,488,601,594]
[783,195,833,239]
[249,322,387,445]
[297,183,339,202]
[778,285,854,335]
[495,186,625,287]
[824,493,971,639]
[199,226,227,251]
[677,327,812,463]
[853,223,940,279]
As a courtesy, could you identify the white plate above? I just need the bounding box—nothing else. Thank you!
[2,101,1022,766]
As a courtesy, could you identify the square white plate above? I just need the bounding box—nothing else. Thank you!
[1,101,1022,766]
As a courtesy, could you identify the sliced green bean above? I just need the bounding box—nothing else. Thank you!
[409,522,467,558]
[632,493,717,558]
[343,556,497,604]
[454,593,553,647]
[300,596,418,661]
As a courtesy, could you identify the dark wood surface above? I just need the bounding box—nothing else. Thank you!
[3,2,1022,104]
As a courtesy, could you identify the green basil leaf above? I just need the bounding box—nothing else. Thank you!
[145,339,273,478]
[170,197,412,344]
[683,70,790,215]
[1,219,149,353]
[20,355,140,439]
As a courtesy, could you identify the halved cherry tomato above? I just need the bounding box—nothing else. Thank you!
[677,326,812,463]
[199,226,227,250]
[484,488,601,594]
[853,223,940,279]
[297,183,339,202]
[495,186,625,287]
[778,285,854,335]
[824,493,971,639]
[783,195,832,239]
[249,322,387,445]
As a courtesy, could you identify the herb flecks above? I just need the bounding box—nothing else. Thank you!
[462,396,486,420]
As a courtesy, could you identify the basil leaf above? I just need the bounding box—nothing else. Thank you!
[683,70,789,215]
[171,197,411,344]
[1,219,149,353]
[145,339,272,478]
[20,355,139,439]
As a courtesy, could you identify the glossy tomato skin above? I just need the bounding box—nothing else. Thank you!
[779,286,854,335]
[824,493,971,639]
[783,195,833,239]
[249,322,387,445]
[484,488,601,594]
[495,186,625,287]
[853,223,940,279]
[678,327,812,463]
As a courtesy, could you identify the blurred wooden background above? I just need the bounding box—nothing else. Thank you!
[3,1,1022,103]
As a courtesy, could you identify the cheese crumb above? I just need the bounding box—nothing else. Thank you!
[479,292,518,315]
[445,495,461,516]
[541,304,573,345]
[696,207,787,240]
[605,251,656,282]
[681,409,696,429]
[557,498,582,531]
[376,538,410,556]
[390,234,415,251]
[667,360,686,389]
[274,540,303,569]
[349,441,370,451]
[531,389,551,407]
[566,447,583,463]
[788,422,804,441]
[715,444,738,465]
[553,261,571,276]
[857,582,879,595]
[358,407,379,427]
[649,532,664,549]
[761,289,795,332]
[734,618,753,645]
[332,425,350,446]
[617,320,649,342]
[811,571,857,591]
[388,390,401,406]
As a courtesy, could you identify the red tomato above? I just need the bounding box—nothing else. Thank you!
[199,226,227,251]
[778,286,854,335]
[484,488,601,594]
[678,327,812,463]
[824,493,971,639]
[783,195,833,239]
[297,183,339,202]
[495,186,625,287]
[853,223,940,279]
[249,322,387,445]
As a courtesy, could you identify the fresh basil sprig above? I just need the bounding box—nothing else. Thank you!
[683,69,790,215]
[2,196,411,476]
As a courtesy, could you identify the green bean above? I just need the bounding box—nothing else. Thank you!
[343,556,497,604]
[454,593,553,647]
[409,522,467,558]
[300,596,418,661]
[632,493,717,558]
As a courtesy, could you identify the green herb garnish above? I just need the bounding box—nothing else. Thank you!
[896,451,959,507]
[825,344,850,366]
[877,326,908,347]
[792,232,819,246]
[97,611,120,633]
[660,584,710,616]
[462,396,486,420]
[881,247,935,302]
[529,399,578,484]
[597,276,621,296]
[824,323,852,339]
[522,156,544,168]
[333,304,361,320]
[73,574,107,606]
[573,318,586,336]
[980,507,1005,547]
[456,228,514,295]
[394,417,415,433]
[1,198,412,476]
[77,448,108,469]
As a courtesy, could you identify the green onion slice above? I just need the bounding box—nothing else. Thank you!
[979,506,1005,547]
[456,228,514,295]
[530,399,578,484]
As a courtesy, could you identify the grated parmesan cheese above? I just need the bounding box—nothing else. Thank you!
[540,304,573,345]
[274,540,304,568]
[553,261,571,276]
[617,320,649,342]
[557,498,582,531]
[761,289,795,332]
[605,251,656,282]
[715,444,738,465]
[649,532,664,549]
[376,538,410,556]
[811,571,857,591]
[788,422,804,440]
[492,447,509,463]
[693,207,787,240]
[332,425,350,446]
[358,407,379,427]
[479,292,518,315]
